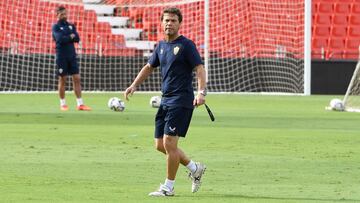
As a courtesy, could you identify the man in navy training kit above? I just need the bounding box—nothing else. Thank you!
[124,7,207,196]
[52,6,91,111]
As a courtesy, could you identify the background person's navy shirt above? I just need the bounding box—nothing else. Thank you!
[52,20,80,59]
[148,35,203,109]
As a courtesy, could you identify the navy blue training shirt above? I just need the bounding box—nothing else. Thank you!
[148,35,203,109]
[52,20,80,59]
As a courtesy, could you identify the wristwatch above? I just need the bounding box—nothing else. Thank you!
[199,89,207,96]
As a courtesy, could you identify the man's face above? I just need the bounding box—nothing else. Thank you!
[57,10,67,21]
[162,13,181,36]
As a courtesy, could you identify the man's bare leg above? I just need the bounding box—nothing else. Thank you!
[58,76,68,111]
[155,138,190,166]
[163,135,180,181]
[58,76,66,100]
[72,74,82,99]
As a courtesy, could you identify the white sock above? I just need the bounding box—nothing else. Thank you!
[164,178,175,190]
[76,98,83,106]
[186,160,197,173]
[60,99,66,106]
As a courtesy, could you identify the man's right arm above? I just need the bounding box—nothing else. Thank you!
[52,25,72,44]
[124,63,154,100]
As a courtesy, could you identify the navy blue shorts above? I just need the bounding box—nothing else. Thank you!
[154,105,194,138]
[56,57,79,76]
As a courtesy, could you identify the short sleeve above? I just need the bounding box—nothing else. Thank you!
[148,43,160,68]
[185,40,203,69]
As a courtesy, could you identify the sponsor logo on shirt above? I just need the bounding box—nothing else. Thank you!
[169,126,176,132]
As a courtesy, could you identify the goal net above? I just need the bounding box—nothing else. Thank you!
[0,0,306,93]
[343,61,360,112]
[209,0,305,93]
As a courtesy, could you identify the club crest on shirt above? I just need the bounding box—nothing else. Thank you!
[173,46,180,55]
[60,27,64,30]
[69,25,73,30]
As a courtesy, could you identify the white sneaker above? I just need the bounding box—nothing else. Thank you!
[148,184,175,197]
[189,162,206,193]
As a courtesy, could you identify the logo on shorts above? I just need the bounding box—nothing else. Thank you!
[69,25,73,30]
[59,68,63,74]
[173,46,180,55]
[169,126,176,132]
[160,49,164,54]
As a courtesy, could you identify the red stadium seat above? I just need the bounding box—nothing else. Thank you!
[334,3,351,14]
[346,38,360,50]
[330,26,347,37]
[318,3,333,13]
[143,22,158,41]
[80,41,98,55]
[94,22,112,34]
[312,2,318,13]
[312,37,328,49]
[328,38,345,49]
[351,3,360,14]
[0,33,11,49]
[332,14,348,25]
[315,14,332,25]
[120,7,130,17]
[143,9,161,24]
[313,25,330,37]
[312,37,328,59]
[129,8,144,29]
[344,38,360,59]
[343,50,359,59]
[349,14,360,25]
[109,35,125,46]
[348,27,360,37]
[84,10,97,22]
[82,33,97,44]
[327,38,345,59]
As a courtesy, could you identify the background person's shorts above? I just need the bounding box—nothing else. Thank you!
[56,57,79,76]
[154,105,194,138]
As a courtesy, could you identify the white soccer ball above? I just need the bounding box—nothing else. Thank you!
[108,97,125,112]
[330,98,344,111]
[150,96,161,108]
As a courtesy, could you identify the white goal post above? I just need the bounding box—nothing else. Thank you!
[0,0,311,94]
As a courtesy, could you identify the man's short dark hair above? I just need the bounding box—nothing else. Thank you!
[56,6,66,14]
[161,7,182,23]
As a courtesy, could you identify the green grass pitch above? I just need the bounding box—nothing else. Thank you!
[0,93,360,203]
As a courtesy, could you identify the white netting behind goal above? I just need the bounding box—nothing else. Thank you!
[208,0,304,93]
[0,0,305,93]
[343,61,360,112]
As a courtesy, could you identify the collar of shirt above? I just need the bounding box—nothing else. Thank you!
[58,20,68,25]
